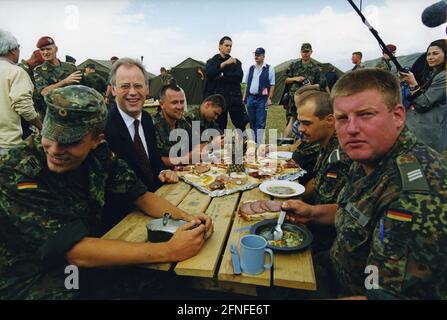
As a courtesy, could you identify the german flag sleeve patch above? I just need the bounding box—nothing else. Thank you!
[17,178,38,190]
[386,209,413,222]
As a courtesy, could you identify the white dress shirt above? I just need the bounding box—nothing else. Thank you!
[117,106,149,157]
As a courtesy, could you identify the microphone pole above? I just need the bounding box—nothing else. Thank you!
[347,0,407,72]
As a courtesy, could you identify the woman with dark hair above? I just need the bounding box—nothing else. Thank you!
[399,39,446,152]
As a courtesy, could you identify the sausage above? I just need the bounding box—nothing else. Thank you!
[250,200,266,213]
[266,200,282,212]
[259,200,271,212]
[239,202,255,215]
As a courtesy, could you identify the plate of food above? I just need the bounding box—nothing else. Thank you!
[268,151,293,160]
[249,219,313,252]
[259,180,305,198]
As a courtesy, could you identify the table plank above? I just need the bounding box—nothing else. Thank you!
[273,249,316,290]
[102,211,171,271]
[155,181,192,206]
[102,182,191,272]
[174,193,240,278]
[218,188,272,286]
[271,195,317,290]
[176,187,212,214]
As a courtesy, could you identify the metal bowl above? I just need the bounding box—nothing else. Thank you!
[146,213,187,243]
[249,219,313,252]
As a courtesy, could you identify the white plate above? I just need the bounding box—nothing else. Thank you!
[268,151,293,160]
[259,180,305,198]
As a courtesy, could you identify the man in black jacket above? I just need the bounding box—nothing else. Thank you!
[204,36,248,132]
[103,57,178,229]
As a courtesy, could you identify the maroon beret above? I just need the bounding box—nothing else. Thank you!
[385,44,397,53]
[36,36,55,49]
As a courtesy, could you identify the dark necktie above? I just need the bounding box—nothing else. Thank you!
[134,119,153,183]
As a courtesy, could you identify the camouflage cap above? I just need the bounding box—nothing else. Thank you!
[301,43,312,51]
[65,55,76,63]
[42,85,107,144]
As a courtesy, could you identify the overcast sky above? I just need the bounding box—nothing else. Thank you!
[1,0,444,74]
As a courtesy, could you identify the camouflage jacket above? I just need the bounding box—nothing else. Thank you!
[184,106,221,142]
[351,63,365,72]
[285,60,322,107]
[17,60,45,116]
[161,74,175,86]
[313,133,352,205]
[376,59,399,79]
[0,134,147,299]
[33,60,77,95]
[84,72,107,96]
[330,127,447,299]
[375,58,393,71]
[153,111,193,157]
[292,141,321,185]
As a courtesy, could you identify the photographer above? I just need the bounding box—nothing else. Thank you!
[399,39,446,152]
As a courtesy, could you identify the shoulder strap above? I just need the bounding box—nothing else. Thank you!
[328,148,341,164]
[396,154,430,193]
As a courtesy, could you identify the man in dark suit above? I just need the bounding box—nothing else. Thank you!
[204,36,248,132]
[103,57,178,229]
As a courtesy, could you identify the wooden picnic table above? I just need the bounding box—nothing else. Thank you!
[102,180,316,295]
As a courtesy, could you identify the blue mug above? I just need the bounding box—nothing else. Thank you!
[240,234,274,275]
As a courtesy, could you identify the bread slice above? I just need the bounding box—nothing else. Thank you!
[239,210,281,222]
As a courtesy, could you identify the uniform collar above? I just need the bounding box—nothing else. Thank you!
[352,126,417,177]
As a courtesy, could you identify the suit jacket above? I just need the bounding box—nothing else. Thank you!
[102,105,166,229]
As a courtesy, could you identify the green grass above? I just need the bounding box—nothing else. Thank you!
[225,105,287,142]
[144,104,287,142]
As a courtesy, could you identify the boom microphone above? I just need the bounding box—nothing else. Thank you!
[421,0,447,28]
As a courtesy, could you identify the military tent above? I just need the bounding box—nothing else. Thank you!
[77,59,156,83]
[149,57,206,105]
[271,58,344,104]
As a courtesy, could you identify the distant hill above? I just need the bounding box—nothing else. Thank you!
[363,52,425,69]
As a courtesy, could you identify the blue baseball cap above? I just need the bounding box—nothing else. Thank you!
[254,47,265,55]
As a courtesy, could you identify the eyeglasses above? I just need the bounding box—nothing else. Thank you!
[116,83,146,91]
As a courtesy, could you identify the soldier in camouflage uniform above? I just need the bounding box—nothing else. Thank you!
[33,36,83,115]
[292,68,447,299]
[0,85,212,299]
[283,91,352,252]
[375,44,397,73]
[160,67,176,86]
[83,63,107,96]
[184,93,225,139]
[18,50,45,117]
[104,56,119,108]
[288,87,328,186]
[285,43,324,121]
[153,85,209,167]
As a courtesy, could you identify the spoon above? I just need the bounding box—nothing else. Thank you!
[272,210,286,241]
